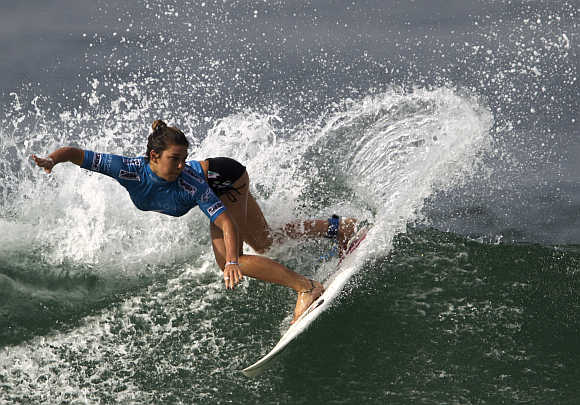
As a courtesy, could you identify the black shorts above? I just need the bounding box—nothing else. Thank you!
[206,157,246,199]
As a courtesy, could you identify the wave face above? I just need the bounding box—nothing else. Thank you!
[0,0,578,403]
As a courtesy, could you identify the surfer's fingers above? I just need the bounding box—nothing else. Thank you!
[231,265,241,287]
[31,154,44,166]
[31,154,54,173]
[223,269,231,289]
[234,266,243,284]
[224,265,240,289]
[31,154,43,168]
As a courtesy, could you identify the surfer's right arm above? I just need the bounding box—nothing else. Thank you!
[31,147,84,173]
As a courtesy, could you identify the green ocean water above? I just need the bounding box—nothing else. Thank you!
[1,0,579,403]
[2,229,579,404]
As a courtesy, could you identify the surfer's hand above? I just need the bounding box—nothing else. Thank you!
[223,263,243,289]
[31,154,56,173]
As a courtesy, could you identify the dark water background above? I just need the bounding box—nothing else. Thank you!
[0,0,579,403]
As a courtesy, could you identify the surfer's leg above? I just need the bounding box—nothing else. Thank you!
[212,219,323,323]
[280,217,357,250]
[210,229,309,289]
[213,170,274,254]
[208,170,324,321]
[211,231,323,321]
[241,192,274,253]
[235,254,323,323]
[220,171,249,228]
[210,178,311,291]
[212,170,262,254]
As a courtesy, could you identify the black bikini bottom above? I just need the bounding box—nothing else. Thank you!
[206,157,246,201]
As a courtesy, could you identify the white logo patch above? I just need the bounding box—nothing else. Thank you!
[207,201,224,216]
[119,170,140,181]
[123,157,142,167]
[91,153,102,171]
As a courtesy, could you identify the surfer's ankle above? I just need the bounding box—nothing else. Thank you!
[326,215,357,242]
[298,279,316,295]
[325,215,340,239]
[336,217,357,252]
[291,280,323,324]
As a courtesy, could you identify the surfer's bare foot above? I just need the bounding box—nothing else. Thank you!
[338,218,357,253]
[291,279,324,324]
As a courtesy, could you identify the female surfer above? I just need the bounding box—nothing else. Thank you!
[31,120,355,323]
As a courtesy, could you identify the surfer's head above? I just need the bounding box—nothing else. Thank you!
[146,120,190,181]
[146,120,189,160]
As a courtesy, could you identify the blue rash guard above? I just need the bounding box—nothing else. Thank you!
[81,150,226,222]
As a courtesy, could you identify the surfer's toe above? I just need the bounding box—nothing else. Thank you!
[291,280,324,324]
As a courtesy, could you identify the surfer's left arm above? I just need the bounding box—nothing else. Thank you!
[213,212,243,289]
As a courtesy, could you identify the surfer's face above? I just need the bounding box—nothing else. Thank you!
[149,143,188,182]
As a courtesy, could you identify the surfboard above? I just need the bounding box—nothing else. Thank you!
[241,225,370,377]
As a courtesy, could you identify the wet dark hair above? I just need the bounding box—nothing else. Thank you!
[145,120,189,160]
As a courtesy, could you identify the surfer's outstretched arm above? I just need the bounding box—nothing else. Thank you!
[31,147,84,173]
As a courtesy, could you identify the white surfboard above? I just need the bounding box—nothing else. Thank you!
[242,225,370,377]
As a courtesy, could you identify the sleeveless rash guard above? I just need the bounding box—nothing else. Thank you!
[81,150,226,222]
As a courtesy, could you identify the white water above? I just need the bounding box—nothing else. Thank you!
[0,86,492,402]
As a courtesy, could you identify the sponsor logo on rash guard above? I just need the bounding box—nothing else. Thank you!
[91,153,102,171]
[119,170,140,181]
[178,178,198,195]
[102,154,113,173]
[200,189,213,203]
[207,201,224,216]
[122,157,142,167]
[183,166,205,183]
